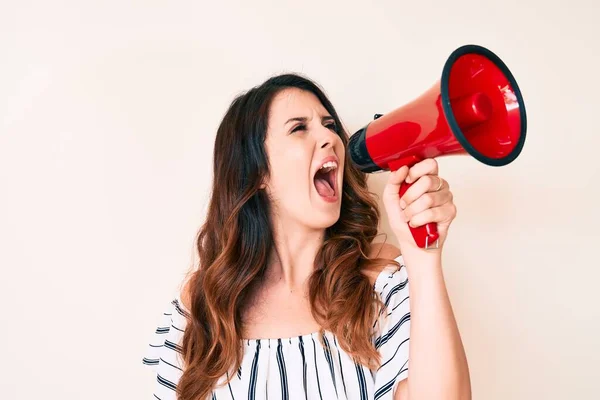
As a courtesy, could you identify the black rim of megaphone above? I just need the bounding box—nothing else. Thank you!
[440,44,527,166]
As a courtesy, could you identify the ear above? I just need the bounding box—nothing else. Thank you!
[259,175,268,190]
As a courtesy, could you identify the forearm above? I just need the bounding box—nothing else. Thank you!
[402,249,471,400]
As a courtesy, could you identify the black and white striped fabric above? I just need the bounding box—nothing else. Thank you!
[142,255,410,399]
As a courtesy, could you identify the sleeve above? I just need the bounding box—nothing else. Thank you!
[141,297,188,399]
[372,255,411,399]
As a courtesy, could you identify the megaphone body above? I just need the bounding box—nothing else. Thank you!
[348,44,527,248]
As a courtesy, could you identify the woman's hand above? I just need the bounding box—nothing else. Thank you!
[382,158,457,253]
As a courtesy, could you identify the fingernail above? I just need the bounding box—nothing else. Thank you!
[399,200,406,209]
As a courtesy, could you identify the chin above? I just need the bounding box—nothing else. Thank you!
[314,208,341,230]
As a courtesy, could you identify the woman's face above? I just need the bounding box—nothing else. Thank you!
[263,88,345,231]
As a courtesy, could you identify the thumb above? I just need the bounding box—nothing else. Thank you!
[383,166,409,198]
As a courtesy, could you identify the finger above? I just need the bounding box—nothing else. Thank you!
[383,166,410,197]
[407,205,453,228]
[400,175,442,208]
[405,158,439,184]
[403,190,453,220]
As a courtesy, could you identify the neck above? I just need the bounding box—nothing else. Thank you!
[264,217,325,292]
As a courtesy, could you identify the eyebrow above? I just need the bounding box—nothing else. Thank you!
[284,115,336,126]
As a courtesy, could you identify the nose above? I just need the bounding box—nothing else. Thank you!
[316,125,336,149]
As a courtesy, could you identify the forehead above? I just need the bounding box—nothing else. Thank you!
[268,88,329,127]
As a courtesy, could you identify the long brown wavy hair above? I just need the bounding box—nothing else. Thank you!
[177,73,400,400]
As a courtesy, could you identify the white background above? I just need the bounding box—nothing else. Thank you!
[1,1,598,399]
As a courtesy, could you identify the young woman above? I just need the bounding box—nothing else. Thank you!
[142,73,471,400]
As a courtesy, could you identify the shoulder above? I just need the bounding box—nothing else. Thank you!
[368,242,402,259]
[362,242,402,287]
[141,297,188,398]
[371,251,411,395]
[178,243,401,306]
[180,276,193,314]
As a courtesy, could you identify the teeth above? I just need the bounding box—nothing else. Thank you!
[318,161,338,173]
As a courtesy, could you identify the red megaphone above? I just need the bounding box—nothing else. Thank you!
[348,44,527,249]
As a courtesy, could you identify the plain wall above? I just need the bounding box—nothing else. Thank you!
[1,1,598,399]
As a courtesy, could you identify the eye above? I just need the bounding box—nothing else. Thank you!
[291,124,306,133]
[290,122,339,135]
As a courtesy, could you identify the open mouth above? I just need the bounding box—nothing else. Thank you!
[313,163,337,198]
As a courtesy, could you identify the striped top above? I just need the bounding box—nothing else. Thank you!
[142,255,410,400]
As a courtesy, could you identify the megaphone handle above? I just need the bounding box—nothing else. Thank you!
[388,158,440,249]
[398,181,440,249]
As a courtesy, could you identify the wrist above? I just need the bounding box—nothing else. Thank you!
[394,232,443,253]
[397,241,443,269]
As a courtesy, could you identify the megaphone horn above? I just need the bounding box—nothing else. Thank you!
[348,44,527,249]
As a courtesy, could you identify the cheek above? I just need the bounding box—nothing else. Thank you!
[337,141,345,164]
[269,148,312,193]
[335,138,346,167]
